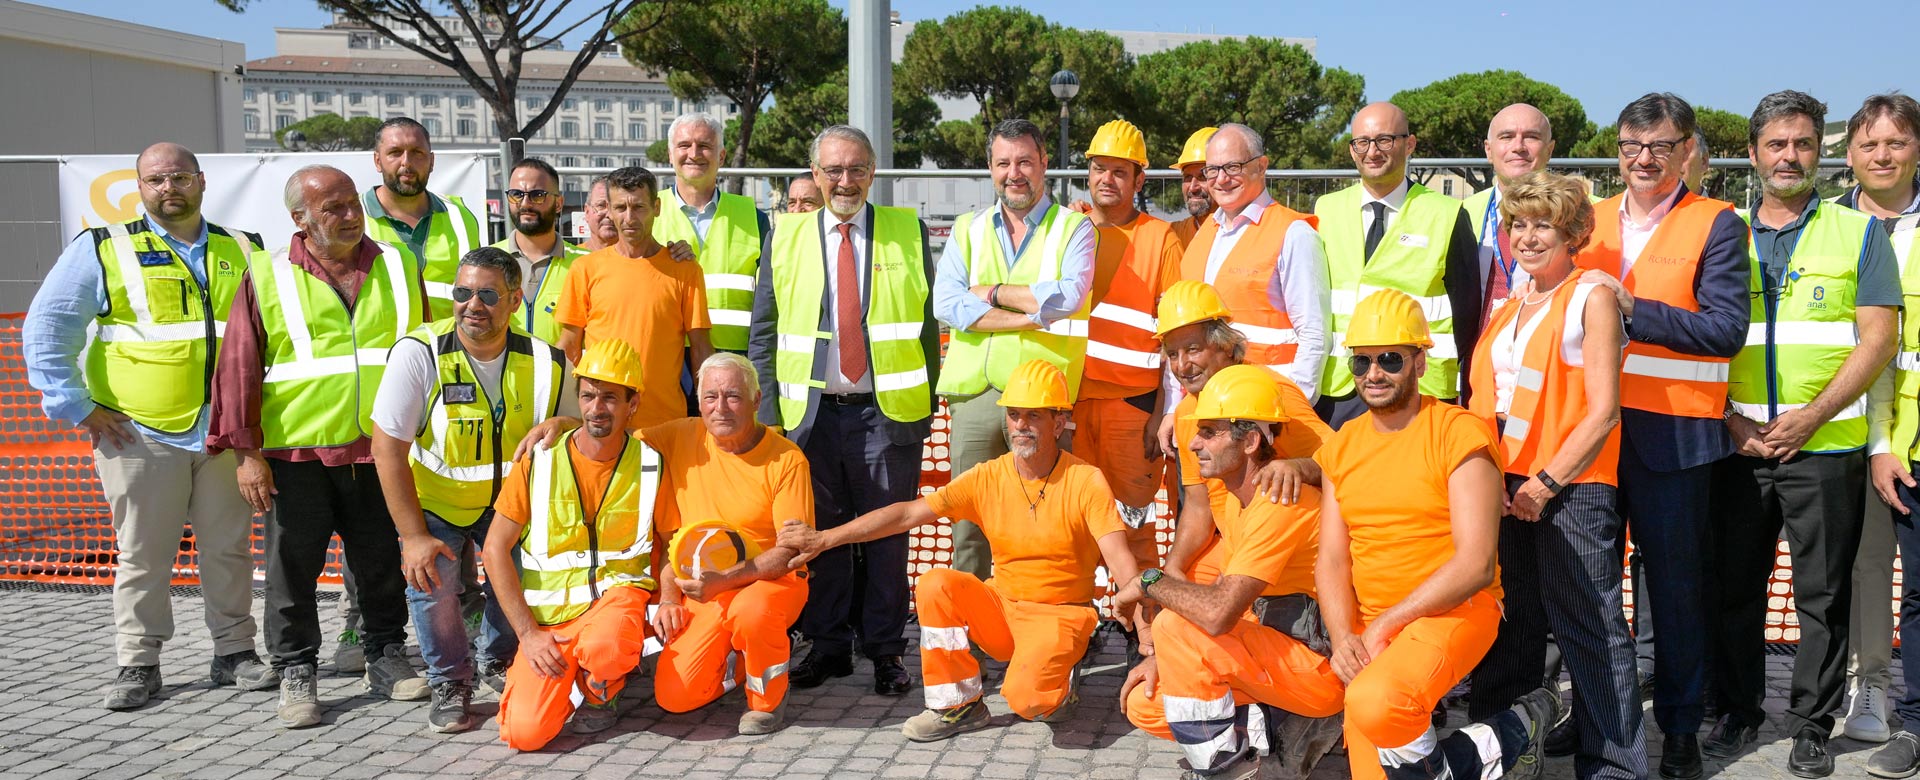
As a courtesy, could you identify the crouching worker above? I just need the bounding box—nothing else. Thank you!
[484,339,658,750]
[780,359,1144,741]
[1113,364,1344,780]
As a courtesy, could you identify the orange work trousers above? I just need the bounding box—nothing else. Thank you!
[1073,397,1165,565]
[1125,608,1344,752]
[654,572,808,714]
[915,567,1098,720]
[1342,593,1502,780]
[497,585,652,751]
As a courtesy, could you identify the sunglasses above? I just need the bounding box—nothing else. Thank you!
[1347,351,1410,377]
[451,287,502,306]
[505,189,553,203]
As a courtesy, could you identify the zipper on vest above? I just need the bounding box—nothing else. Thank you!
[198,279,215,423]
[1764,274,1780,417]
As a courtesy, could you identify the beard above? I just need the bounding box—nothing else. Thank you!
[584,415,616,438]
[384,170,426,197]
[1362,379,1419,413]
[515,208,556,235]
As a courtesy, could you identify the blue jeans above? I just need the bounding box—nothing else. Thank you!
[406,511,516,686]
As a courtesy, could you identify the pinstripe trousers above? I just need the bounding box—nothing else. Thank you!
[1469,478,1647,780]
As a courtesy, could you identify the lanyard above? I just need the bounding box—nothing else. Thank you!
[1481,195,1514,288]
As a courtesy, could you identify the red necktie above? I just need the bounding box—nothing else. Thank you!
[835,223,868,384]
[1483,223,1513,328]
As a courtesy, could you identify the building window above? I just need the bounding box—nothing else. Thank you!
[386,93,404,107]
[312,91,330,102]
[660,99,675,113]
[628,122,645,141]
[593,156,613,168]
[524,96,541,109]
[244,87,256,102]
[627,99,643,113]
[594,122,613,140]
[626,156,646,167]
[275,114,294,130]
[594,98,611,113]
[348,92,363,105]
[559,156,580,168]
[456,95,473,109]
[275,90,292,104]
[560,120,579,139]
[456,118,477,137]
[421,94,440,108]
[244,113,259,132]
[423,117,442,136]
[659,120,672,139]
[563,98,578,111]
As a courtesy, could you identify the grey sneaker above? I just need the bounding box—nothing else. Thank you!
[333,629,365,674]
[103,665,161,710]
[477,657,509,696]
[277,664,322,728]
[1869,732,1920,779]
[364,645,430,701]
[901,699,992,742]
[427,680,475,733]
[738,698,786,735]
[1180,745,1261,780]
[1509,686,1564,780]
[210,650,279,691]
[570,697,618,734]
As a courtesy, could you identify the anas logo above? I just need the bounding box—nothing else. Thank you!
[1812,286,1826,301]
[218,259,233,273]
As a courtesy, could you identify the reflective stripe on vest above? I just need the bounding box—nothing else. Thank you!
[934,204,1093,397]
[1887,215,1920,467]
[1575,191,1736,418]
[405,319,565,526]
[1467,288,1621,485]
[495,236,584,344]
[768,206,934,428]
[1178,205,1318,373]
[520,434,659,625]
[1315,184,1462,399]
[654,190,762,351]
[85,219,259,434]
[254,241,424,449]
[1083,215,1177,387]
[365,194,481,321]
[1729,202,1876,453]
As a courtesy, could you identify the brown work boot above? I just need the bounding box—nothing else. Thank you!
[901,699,992,742]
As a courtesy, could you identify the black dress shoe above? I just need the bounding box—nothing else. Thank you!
[790,651,853,690]
[1702,714,1759,760]
[1660,733,1703,780]
[1789,727,1834,778]
[872,655,913,696]
[1545,710,1578,758]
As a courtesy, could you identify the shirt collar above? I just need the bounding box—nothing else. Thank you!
[1840,175,1920,216]
[1619,183,1684,231]
[824,204,870,233]
[1214,190,1276,227]
[144,215,208,248]
[994,195,1054,228]
[1360,179,1410,212]
[361,188,445,221]
[1752,191,1824,234]
[675,185,720,217]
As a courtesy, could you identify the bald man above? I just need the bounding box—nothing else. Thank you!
[1312,103,1481,427]
[1463,104,1555,324]
[26,142,276,710]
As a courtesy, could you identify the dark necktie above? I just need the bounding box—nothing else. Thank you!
[1363,201,1387,262]
[1483,223,1514,328]
[835,223,867,384]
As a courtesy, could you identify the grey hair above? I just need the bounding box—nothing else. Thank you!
[1216,123,1267,158]
[283,164,342,217]
[696,352,760,398]
[669,113,726,148]
[1748,90,1827,147]
[809,124,875,168]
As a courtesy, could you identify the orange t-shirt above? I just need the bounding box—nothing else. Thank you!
[1218,487,1320,598]
[922,451,1126,605]
[1174,368,1332,523]
[1314,397,1502,620]
[1171,214,1204,246]
[1080,215,1187,401]
[554,246,710,429]
[492,436,639,529]
[644,418,814,555]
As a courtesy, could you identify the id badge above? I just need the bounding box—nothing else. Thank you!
[137,250,174,267]
[442,383,478,405]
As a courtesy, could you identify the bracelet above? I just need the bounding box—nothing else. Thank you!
[1535,469,1565,495]
[989,284,1002,308]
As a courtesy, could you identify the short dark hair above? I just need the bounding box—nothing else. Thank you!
[1226,420,1278,463]
[459,246,522,291]
[986,118,1047,162]
[511,157,560,189]
[1618,93,1697,139]
[376,116,431,149]
[605,166,659,201]
[1847,92,1920,145]
[1749,90,1827,147]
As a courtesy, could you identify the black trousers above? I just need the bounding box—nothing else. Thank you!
[1469,478,1645,780]
[263,459,410,671]
[1618,438,1715,736]
[1708,450,1865,734]
[796,401,921,659]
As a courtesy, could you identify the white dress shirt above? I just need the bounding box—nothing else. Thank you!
[1617,186,1683,278]
[821,207,874,395]
[1359,179,1412,239]
[1476,187,1534,292]
[1203,191,1332,400]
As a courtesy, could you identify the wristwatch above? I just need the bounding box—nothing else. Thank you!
[1535,470,1565,495]
[1140,568,1165,591]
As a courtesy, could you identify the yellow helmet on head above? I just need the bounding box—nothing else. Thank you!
[1343,289,1434,350]
[1155,280,1234,339]
[1186,364,1290,423]
[1176,127,1219,170]
[996,360,1072,410]
[574,338,645,393]
[1086,119,1149,168]
[668,520,763,580]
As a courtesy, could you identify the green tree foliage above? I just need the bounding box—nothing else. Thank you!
[275,113,382,151]
[1574,106,1753,200]
[747,66,940,169]
[1390,70,1592,190]
[1130,37,1364,169]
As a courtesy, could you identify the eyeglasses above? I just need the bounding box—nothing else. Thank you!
[1617,138,1685,159]
[1347,351,1410,377]
[505,189,553,204]
[140,172,201,190]
[1349,134,1410,153]
[818,166,872,181]
[451,287,502,306]
[1200,157,1260,180]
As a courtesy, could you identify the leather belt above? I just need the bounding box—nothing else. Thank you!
[825,392,875,406]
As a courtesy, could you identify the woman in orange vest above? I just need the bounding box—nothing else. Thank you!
[1465,171,1643,779]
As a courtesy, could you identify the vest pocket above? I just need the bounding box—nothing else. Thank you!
[145,275,195,323]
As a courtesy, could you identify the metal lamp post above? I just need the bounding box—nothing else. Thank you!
[1049,69,1079,204]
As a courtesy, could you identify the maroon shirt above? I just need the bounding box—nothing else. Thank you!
[208,233,426,465]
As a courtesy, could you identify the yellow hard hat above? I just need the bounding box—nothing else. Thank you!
[1185,364,1290,423]
[1176,127,1219,169]
[667,520,763,580]
[574,338,645,392]
[1343,289,1434,350]
[1155,280,1234,338]
[996,360,1072,410]
[1085,119,1148,168]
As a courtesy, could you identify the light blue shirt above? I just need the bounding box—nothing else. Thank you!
[677,189,719,244]
[24,217,213,452]
[932,196,1097,330]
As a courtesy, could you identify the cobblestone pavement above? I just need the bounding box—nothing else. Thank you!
[0,584,1894,779]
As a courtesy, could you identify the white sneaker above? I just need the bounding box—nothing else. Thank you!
[1847,682,1893,743]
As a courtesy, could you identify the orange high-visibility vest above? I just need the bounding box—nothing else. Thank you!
[1575,191,1735,419]
[1182,205,1320,370]
[1084,214,1179,389]
[1469,282,1621,486]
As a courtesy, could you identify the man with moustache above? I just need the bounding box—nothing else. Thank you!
[582,176,617,252]
[654,114,770,355]
[1571,93,1748,779]
[25,142,275,709]
[749,125,939,697]
[362,117,483,320]
[490,158,585,345]
[786,177,824,214]
[932,118,1096,580]
[1314,103,1481,427]
[210,164,431,728]
[1708,90,1898,778]
[1172,127,1219,244]
[1462,104,1557,323]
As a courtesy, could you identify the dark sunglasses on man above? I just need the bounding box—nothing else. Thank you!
[451,286,502,306]
[1347,350,1411,377]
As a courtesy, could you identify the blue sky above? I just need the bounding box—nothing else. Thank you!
[51,0,1909,132]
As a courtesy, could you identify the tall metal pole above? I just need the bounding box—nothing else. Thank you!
[849,0,894,206]
[1057,99,1071,205]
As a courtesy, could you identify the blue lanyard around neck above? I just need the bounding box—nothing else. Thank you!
[1482,194,1514,287]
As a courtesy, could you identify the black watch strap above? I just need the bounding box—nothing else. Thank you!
[1536,470,1565,495]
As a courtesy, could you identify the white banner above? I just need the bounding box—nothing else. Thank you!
[56,151,492,251]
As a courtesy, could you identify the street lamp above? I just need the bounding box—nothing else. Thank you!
[1049,69,1079,204]
[283,129,308,153]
